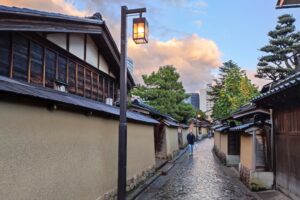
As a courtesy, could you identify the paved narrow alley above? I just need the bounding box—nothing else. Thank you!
[137,139,258,200]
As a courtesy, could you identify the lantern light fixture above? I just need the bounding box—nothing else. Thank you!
[132,16,148,44]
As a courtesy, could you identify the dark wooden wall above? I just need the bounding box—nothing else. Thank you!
[228,132,240,155]
[0,31,118,103]
[274,106,300,198]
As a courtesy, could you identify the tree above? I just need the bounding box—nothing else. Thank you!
[210,61,259,119]
[256,14,300,81]
[208,60,239,103]
[131,65,196,122]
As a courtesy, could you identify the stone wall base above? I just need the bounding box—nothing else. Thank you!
[102,165,156,200]
[226,155,240,166]
[240,164,251,187]
[156,149,180,160]
[239,164,273,191]
[213,145,226,164]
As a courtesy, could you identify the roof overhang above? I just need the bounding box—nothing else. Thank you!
[232,109,270,120]
[276,0,300,9]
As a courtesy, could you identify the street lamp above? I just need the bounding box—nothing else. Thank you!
[133,17,148,44]
[118,6,148,200]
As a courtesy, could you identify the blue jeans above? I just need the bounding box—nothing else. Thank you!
[188,144,194,155]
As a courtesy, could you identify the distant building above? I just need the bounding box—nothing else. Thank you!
[199,84,214,120]
[126,57,134,75]
[185,93,200,110]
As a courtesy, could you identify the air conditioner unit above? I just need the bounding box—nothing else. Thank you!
[55,85,66,92]
[105,98,113,106]
[54,80,68,93]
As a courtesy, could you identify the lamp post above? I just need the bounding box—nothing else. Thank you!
[197,114,201,137]
[118,6,148,200]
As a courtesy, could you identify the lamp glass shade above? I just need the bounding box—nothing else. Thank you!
[133,17,148,44]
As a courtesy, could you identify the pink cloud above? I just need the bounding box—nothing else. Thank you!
[245,70,271,90]
[128,34,222,92]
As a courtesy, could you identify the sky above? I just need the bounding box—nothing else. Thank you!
[2,0,300,92]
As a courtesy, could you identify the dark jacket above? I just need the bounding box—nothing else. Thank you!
[187,133,195,145]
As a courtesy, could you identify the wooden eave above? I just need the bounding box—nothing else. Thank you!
[232,109,270,120]
[255,85,300,109]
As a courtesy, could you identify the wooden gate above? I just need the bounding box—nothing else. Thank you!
[228,132,240,155]
[274,107,300,198]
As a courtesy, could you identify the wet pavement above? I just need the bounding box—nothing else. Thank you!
[136,139,258,200]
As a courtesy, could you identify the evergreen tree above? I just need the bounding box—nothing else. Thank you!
[131,65,196,122]
[208,60,239,103]
[210,61,259,119]
[256,14,300,81]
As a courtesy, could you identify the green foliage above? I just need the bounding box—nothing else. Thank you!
[210,61,259,120]
[131,65,196,122]
[256,14,300,81]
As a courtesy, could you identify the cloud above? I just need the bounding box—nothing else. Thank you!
[128,34,222,92]
[194,20,203,28]
[0,0,88,16]
[245,70,271,90]
[193,1,207,7]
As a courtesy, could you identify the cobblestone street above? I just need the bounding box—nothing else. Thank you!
[137,139,258,200]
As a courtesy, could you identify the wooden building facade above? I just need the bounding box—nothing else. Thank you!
[253,72,300,199]
[0,5,135,104]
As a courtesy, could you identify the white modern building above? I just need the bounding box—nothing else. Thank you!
[199,84,214,120]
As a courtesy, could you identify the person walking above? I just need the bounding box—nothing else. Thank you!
[187,130,196,156]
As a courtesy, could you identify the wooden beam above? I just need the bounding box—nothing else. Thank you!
[97,50,100,69]
[75,63,78,93]
[9,32,13,78]
[66,58,69,84]
[97,73,99,101]
[84,34,87,61]
[91,71,93,99]
[27,40,32,83]
[42,47,46,86]
[55,54,59,80]
[83,67,86,97]
[66,33,70,52]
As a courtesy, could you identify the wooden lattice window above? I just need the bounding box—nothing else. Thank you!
[85,69,92,98]
[92,72,98,100]
[30,41,43,85]
[57,55,67,83]
[45,49,56,88]
[109,78,114,98]
[77,65,84,96]
[114,82,119,102]
[104,76,109,99]
[0,32,11,77]
[98,74,104,102]
[13,34,29,82]
[68,61,76,94]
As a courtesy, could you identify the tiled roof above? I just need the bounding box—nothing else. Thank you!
[0,76,158,125]
[215,126,230,132]
[180,124,190,129]
[164,119,179,127]
[0,5,103,25]
[253,72,300,102]
[211,124,223,130]
[229,123,255,132]
[131,99,178,123]
[231,103,256,116]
